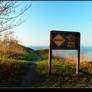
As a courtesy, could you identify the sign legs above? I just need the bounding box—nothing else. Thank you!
[76,49,80,75]
[48,48,52,75]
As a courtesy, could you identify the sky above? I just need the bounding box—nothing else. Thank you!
[13,1,92,47]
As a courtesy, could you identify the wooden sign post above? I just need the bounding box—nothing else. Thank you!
[48,32,52,75]
[48,30,80,75]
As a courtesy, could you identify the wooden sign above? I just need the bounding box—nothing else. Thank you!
[48,30,80,75]
[51,31,80,50]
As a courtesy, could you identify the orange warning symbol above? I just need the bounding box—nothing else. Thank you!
[53,34,65,46]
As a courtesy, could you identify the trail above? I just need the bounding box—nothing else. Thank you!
[18,49,42,87]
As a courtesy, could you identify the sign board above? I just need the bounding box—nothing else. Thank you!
[48,30,80,75]
[51,31,80,50]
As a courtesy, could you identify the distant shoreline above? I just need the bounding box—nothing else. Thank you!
[29,46,92,50]
[29,46,92,61]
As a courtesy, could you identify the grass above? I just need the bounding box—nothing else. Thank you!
[32,59,92,88]
[0,59,31,87]
[8,46,37,61]
[0,46,37,87]
[32,49,92,88]
[32,59,73,88]
[35,49,49,60]
[13,51,37,61]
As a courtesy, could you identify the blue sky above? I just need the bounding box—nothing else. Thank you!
[14,1,92,47]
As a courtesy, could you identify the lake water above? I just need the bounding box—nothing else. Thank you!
[29,46,92,61]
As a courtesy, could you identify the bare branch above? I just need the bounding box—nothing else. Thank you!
[0,1,32,32]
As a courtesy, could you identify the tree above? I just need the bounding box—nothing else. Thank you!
[0,1,31,33]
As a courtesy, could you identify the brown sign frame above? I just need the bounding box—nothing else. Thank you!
[48,30,80,75]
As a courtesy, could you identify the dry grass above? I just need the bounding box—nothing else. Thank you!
[52,50,92,75]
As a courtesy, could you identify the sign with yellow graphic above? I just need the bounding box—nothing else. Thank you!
[50,31,80,50]
[53,34,65,47]
[48,30,80,75]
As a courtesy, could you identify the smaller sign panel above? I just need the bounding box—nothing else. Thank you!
[50,31,80,50]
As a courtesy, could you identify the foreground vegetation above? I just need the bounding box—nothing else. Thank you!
[10,46,37,61]
[0,31,38,87]
[0,46,37,87]
[0,59,30,87]
[32,49,92,88]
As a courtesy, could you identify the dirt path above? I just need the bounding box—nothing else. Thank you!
[18,49,42,87]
